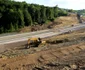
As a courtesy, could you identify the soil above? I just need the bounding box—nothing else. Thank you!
[0,29,85,70]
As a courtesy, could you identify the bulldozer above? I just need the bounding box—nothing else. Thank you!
[25,37,46,49]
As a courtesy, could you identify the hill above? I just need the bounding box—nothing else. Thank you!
[19,13,79,33]
[0,0,67,34]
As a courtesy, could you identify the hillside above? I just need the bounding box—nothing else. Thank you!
[19,13,79,33]
[0,0,67,34]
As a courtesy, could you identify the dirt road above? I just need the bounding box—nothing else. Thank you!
[0,24,85,53]
[0,24,85,45]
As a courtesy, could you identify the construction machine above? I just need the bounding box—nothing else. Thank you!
[25,37,46,49]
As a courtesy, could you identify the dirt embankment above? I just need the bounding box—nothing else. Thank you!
[0,43,85,70]
[19,14,79,33]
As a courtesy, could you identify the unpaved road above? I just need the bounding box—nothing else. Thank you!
[0,24,85,52]
[0,24,85,45]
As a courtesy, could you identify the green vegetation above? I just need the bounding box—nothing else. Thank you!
[0,0,68,33]
[76,9,85,16]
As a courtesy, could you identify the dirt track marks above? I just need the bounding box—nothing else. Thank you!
[0,43,85,69]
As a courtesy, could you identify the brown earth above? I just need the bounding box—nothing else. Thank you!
[0,43,85,70]
[0,28,85,70]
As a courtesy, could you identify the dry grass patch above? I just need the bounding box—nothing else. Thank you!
[54,15,79,28]
[46,32,85,41]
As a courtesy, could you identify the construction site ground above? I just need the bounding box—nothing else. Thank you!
[0,28,85,70]
[0,14,85,70]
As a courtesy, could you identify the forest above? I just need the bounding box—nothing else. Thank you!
[0,0,68,33]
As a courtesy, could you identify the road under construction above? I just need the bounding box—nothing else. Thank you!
[0,23,85,52]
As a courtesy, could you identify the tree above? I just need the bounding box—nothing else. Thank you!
[46,7,54,21]
[0,0,68,34]
[35,8,41,24]
[58,9,68,16]
[68,9,74,12]
[54,6,58,17]
[40,6,47,23]
[28,5,36,22]
[14,21,19,31]
[24,9,32,26]
[0,26,4,33]
[10,23,15,32]
[18,9,25,28]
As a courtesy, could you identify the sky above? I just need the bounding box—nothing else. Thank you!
[14,0,85,10]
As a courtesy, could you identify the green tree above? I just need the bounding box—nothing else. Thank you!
[40,7,47,23]
[24,9,32,26]
[58,9,68,16]
[0,26,4,33]
[0,0,68,34]
[18,9,25,28]
[14,22,18,31]
[54,6,58,17]
[10,23,15,32]
[46,7,54,21]
[28,5,36,22]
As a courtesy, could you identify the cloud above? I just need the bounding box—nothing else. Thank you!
[66,0,85,10]
[14,0,85,10]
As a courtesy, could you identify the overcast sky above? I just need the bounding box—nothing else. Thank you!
[14,0,85,10]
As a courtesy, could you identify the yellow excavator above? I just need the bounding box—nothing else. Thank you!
[25,37,46,49]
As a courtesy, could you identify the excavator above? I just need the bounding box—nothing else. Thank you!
[25,37,46,49]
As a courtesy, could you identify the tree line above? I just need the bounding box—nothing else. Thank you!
[0,0,68,33]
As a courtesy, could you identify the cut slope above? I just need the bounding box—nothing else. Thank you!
[54,14,79,28]
[19,14,79,33]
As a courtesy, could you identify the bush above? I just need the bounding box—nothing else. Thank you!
[50,18,55,21]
